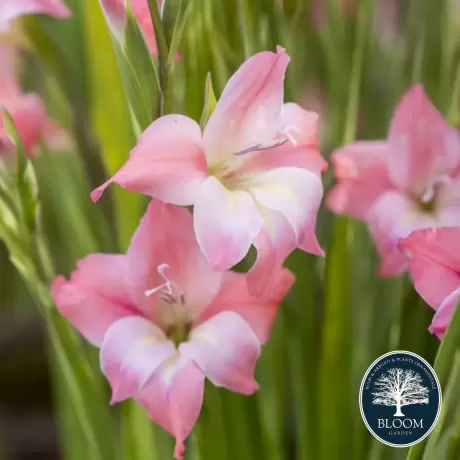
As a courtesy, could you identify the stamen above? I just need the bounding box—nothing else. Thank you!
[281,126,301,147]
[421,186,435,204]
[145,263,174,297]
[234,138,288,156]
[161,293,177,304]
[420,175,451,203]
[233,126,300,157]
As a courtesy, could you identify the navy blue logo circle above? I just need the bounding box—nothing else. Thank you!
[359,351,441,447]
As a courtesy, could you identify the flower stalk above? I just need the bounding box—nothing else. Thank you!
[147,0,173,115]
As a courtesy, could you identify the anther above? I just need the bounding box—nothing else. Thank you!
[161,293,177,304]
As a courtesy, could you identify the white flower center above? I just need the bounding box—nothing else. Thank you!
[210,125,300,190]
[144,263,189,345]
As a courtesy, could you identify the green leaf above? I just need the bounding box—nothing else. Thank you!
[123,6,160,129]
[406,300,460,460]
[83,0,144,250]
[423,353,460,459]
[163,0,192,67]
[319,217,352,460]
[199,73,217,129]
[2,110,38,235]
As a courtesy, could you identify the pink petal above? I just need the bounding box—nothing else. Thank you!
[126,200,222,323]
[279,103,319,146]
[367,190,440,276]
[136,357,205,460]
[99,0,126,39]
[131,0,159,56]
[180,311,261,395]
[203,46,290,163]
[100,316,176,403]
[237,103,327,175]
[91,115,208,205]
[0,0,71,31]
[249,167,323,252]
[5,93,48,155]
[51,254,136,346]
[98,0,163,55]
[387,85,460,192]
[429,287,460,339]
[247,210,298,297]
[327,141,393,219]
[398,227,460,274]
[193,176,264,270]
[198,269,293,343]
[398,228,460,309]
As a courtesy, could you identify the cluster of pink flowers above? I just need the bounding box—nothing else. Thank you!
[328,85,460,338]
[9,0,460,457]
[53,47,326,459]
[0,0,71,158]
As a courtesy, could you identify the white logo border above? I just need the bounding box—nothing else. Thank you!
[359,350,442,448]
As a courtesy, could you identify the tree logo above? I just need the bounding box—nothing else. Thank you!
[372,368,429,417]
[359,351,441,447]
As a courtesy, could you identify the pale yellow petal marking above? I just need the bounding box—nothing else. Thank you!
[256,183,293,200]
[227,189,238,210]
[190,330,219,346]
[137,335,163,348]
[161,353,180,384]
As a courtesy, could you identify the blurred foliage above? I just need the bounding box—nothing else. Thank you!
[1,0,460,459]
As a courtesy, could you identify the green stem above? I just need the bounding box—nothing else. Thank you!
[285,253,318,460]
[368,438,386,460]
[343,0,372,145]
[196,385,230,460]
[319,2,372,460]
[3,198,116,460]
[24,18,118,251]
[411,32,425,85]
[121,401,158,460]
[147,0,173,114]
[406,300,460,460]
[447,62,460,125]
[398,281,438,360]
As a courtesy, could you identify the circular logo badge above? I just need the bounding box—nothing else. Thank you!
[359,351,441,448]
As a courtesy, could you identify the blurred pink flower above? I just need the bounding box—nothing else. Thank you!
[99,0,161,55]
[398,227,460,339]
[91,47,326,294]
[328,85,460,276]
[52,200,294,459]
[0,44,71,157]
[0,0,71,32]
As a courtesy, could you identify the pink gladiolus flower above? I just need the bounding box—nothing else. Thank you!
[99,0,161,55]
[398,227,460,339]
[51,200,294,459]
[91,47,326,294]
[0,44,71,156]
[327,85,460,276]
[0,0,71,32]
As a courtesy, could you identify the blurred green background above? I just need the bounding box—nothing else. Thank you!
[1,0,460,459]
